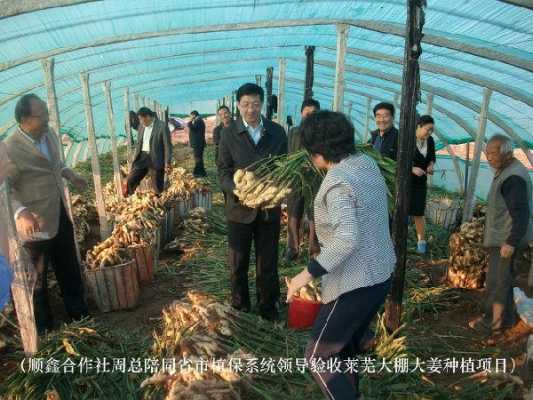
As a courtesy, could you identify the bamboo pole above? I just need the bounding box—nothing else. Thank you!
[363,97,372,142]
[384,0,426,333]
[103,81,123,199]
[333,24,348,112]
[1,182,39,354]
[462,88,492,222]
[124,88,133,164]
[80,72,109,239]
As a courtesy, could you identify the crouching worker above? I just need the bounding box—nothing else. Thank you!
[286,111,395,400]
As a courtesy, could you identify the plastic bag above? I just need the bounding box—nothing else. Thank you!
[514,287,533,328]
[0,255,12,311]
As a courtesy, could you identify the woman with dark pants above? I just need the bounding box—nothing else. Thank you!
[409,115,436,254]
[286,111,396,400]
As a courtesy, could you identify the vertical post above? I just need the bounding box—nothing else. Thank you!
[384,0,426,332]
[1,183,39,354]
[346,101,353,118]
[425,93,434,186]
[133,94,140,111]
[80,72,109,240]
[278,58,287,130]
[103,81,123,199]
[255,74,262,87]
[363,97,372,142]
[41,58,82,263]
[304,46,315,101]
[426,92,434,115]
[266,66,274,120]
[462,88,492,222]
[333,24,348,112]
[234,91,240,119]
[124,88,133,164]
[434,130,465,194]
[72,141,84,167]
[165,106,169,124]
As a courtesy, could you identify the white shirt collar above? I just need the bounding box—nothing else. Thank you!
[242,117,263,130]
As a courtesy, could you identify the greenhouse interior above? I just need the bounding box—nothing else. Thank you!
[0,1,532,399]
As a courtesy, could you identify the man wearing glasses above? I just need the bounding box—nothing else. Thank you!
[217,83,287,321]
[4,93,89,334]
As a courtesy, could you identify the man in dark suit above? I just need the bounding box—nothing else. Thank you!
[217,83,287,321]
[369,102,399,161]
[126,107,172,195]
[188,110,207,177]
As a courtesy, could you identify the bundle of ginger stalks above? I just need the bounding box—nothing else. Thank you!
[233,146,395,210]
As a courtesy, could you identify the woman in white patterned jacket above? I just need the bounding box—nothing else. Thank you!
[286,110,396,400]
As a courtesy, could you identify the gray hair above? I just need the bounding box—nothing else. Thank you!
[487,134,513,155]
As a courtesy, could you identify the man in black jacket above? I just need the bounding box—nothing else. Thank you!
[126,107,172,195]
[369,102,399,161]
[188,110,207,177]
[217,83,287,321]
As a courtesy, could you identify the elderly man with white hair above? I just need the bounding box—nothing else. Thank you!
[470,134,532,337]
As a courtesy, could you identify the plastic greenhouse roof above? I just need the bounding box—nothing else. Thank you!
[0,0,532,166]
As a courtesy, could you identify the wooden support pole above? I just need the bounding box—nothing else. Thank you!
[103,81,123,199]
[462,88,492,222]
[1,182,39,354]
[333,24,348,112]
[384,0,426,333]
[434,129,465,194]
[363,97,372,142]
[133,94,140,111]
[278,58,287,130]
[72,141,83,166]
[80,72,109,240]
[255,74,262,87]
[426,92,434,115]
[123,88,133,164]
[41,57,81,263]
[304,46,315,101]
[266,66,274,120]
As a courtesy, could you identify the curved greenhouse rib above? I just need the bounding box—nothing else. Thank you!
[0,19,531,73]
[0,0,100,19]
[497,0,533,10]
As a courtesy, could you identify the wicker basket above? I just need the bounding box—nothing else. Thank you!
[85,260,139,312]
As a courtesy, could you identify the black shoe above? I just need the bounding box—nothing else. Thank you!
[259,308,279,322]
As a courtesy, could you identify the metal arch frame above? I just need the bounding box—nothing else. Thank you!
[3,27,520,89]
[0,54,526,151]
[2,53,530,160]
[0,57,520,152]
[1,19,531,73]
[4,38,530,113]
[4,0,531,37]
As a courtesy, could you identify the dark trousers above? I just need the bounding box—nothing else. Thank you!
[126,152,164,195]
[287,195,320,256]
[227,212,281,316]
[484,248,517,328]
[305,279,391,399]
[192,146,206,177]
[24,201,88,333]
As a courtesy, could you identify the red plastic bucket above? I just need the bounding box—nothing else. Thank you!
[288,297,321,329]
